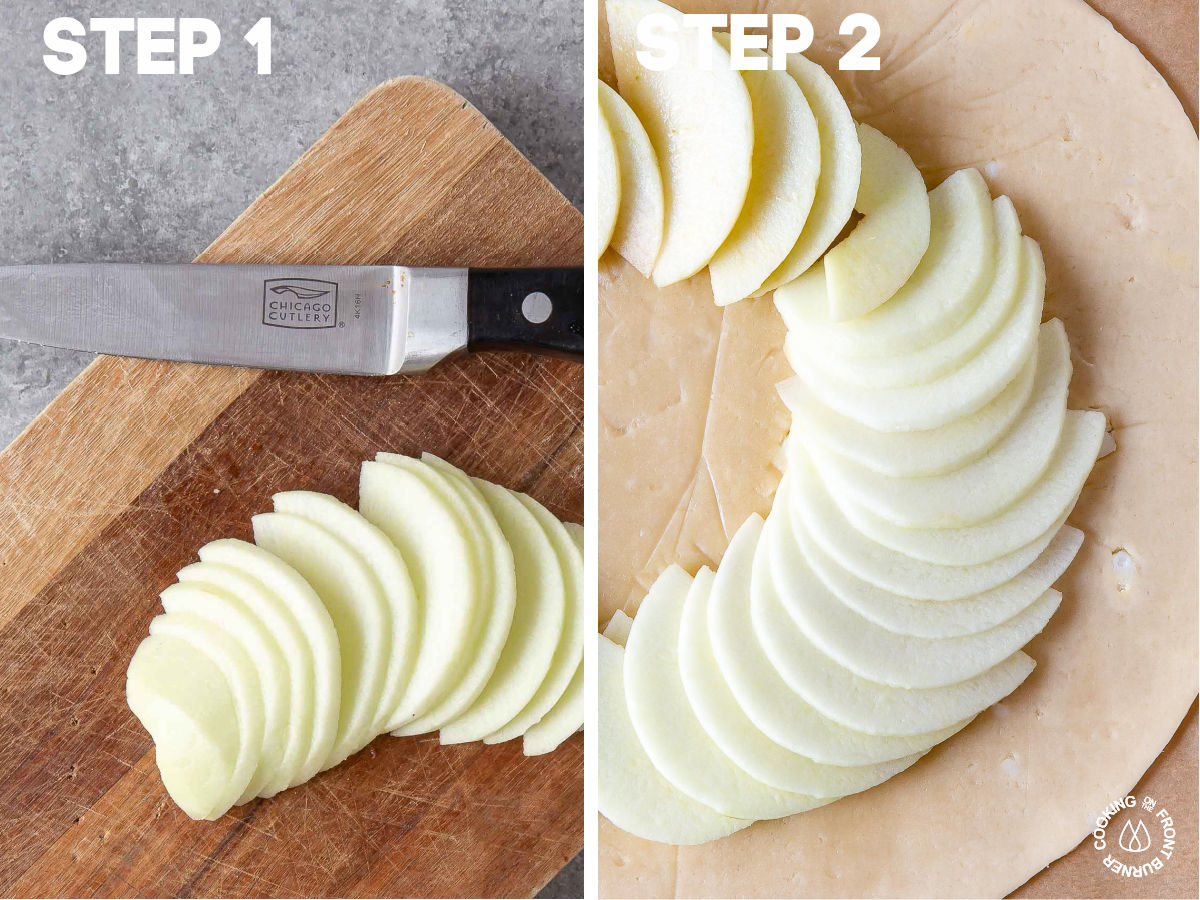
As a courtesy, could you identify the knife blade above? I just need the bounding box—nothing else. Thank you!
[0,264,583,375]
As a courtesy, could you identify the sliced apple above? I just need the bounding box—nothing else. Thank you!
[776,167,994,355]
[597,88,621,257]
[607,0,753,286]
[126,633,240,821]
[793,510,1084,639]
[485,493,583,744]
[522,659,582,756]
[175,559,314,796]
[197,538,340,787]
[159,581,289,804]
[787,455,1067,601]
[271,491,417,738]
[624,565,824,819]
[603,609,633,646]
[677,566,922,795]
[359,458,477,729]
[253,511,388,767]
[440,478,565,744]
[706,516,967,763]
[808,321,1071,528]
[146,611,263,815]
[598,635,751,845]
[755,51,861,296]
[765,508,1060,688]
[821,124,932,320]
[707,35,819,306]
[598,80,664,277]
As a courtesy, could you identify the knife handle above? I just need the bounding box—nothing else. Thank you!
[466,268,583,362]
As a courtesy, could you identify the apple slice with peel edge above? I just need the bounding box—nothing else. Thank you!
[777,167,994,356]
[755,50,861,297]
[197,538,339,787]
[607,0,753,286]
[522,659,581,756]
[485,492,583,744]
[678,567,922,796]
[597,88,621,257]
[598,81,663,278]
[147,612,263,816]
[272,491,417,738]
[159,581,289,804]
[253,511,388,768]
[176,559,315,796]
[787,450,1069,601]
[822,124,932,321]
[625,565,828,819]
[439,477,565,744]
[707,35,819,306]
[359,458,477,730]
[797,195,1024,389]
[387,454,517,736]
[836,409,1106,566]
[793,508,1084,639]
[598,635,751,845]
[707,516,968,763]
[127,633,240,821]
[777,339,1037,478]
[765,508,1061,688]
[808,321,1072,529]
[603,609,633,647]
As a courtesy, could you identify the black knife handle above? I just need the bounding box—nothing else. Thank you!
[466,268,583,362]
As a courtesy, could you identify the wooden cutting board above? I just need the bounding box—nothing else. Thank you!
[0,77,582,899]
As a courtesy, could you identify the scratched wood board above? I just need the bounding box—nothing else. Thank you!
[0,77,582,899]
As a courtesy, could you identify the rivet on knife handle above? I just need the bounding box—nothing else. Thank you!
[466,268,584,362]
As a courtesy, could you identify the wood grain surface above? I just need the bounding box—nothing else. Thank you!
[0,77,582,899]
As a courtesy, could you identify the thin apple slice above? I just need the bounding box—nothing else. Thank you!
[597,88,621,257]
[439,478,565,744]
[678,566,922,795]
[776,167,993,355]
[147,611,263,815]
[625,565,825,819]
[798,196,1024,388]
[822,124,932,320]
[787,455,1067,601]
[607,0,753,286]
[126,633,240,820]
[271,491,417,738]
[755,51,861,296]
[836,409,1105,565]
[253,511,388,768]
[522,660,582,756]
[598,635,751,845]
[197,539,340,787]
[159,581,289,804]
[765,508,1060,688]
[707,35,819,306]
[484,493,583,744]
[359,458,477,729]
[603,609,633,647]
[707,516,967,763]
[808,321,1071,528]
[793,510,1084,639]
[777,339,1037,478]
[599,81,664,277]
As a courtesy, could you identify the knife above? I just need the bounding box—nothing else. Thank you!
[0,264,583,375]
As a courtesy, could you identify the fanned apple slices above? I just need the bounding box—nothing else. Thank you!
[127,454,583,821]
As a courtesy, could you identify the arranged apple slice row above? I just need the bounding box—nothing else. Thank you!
[127,454,583,821]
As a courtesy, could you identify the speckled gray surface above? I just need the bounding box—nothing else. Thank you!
[0,2,582,895]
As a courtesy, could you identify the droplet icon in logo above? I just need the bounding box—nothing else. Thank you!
[1118,819,1151,853]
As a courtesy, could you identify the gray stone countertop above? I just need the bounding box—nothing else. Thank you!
[0,2,582,895]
